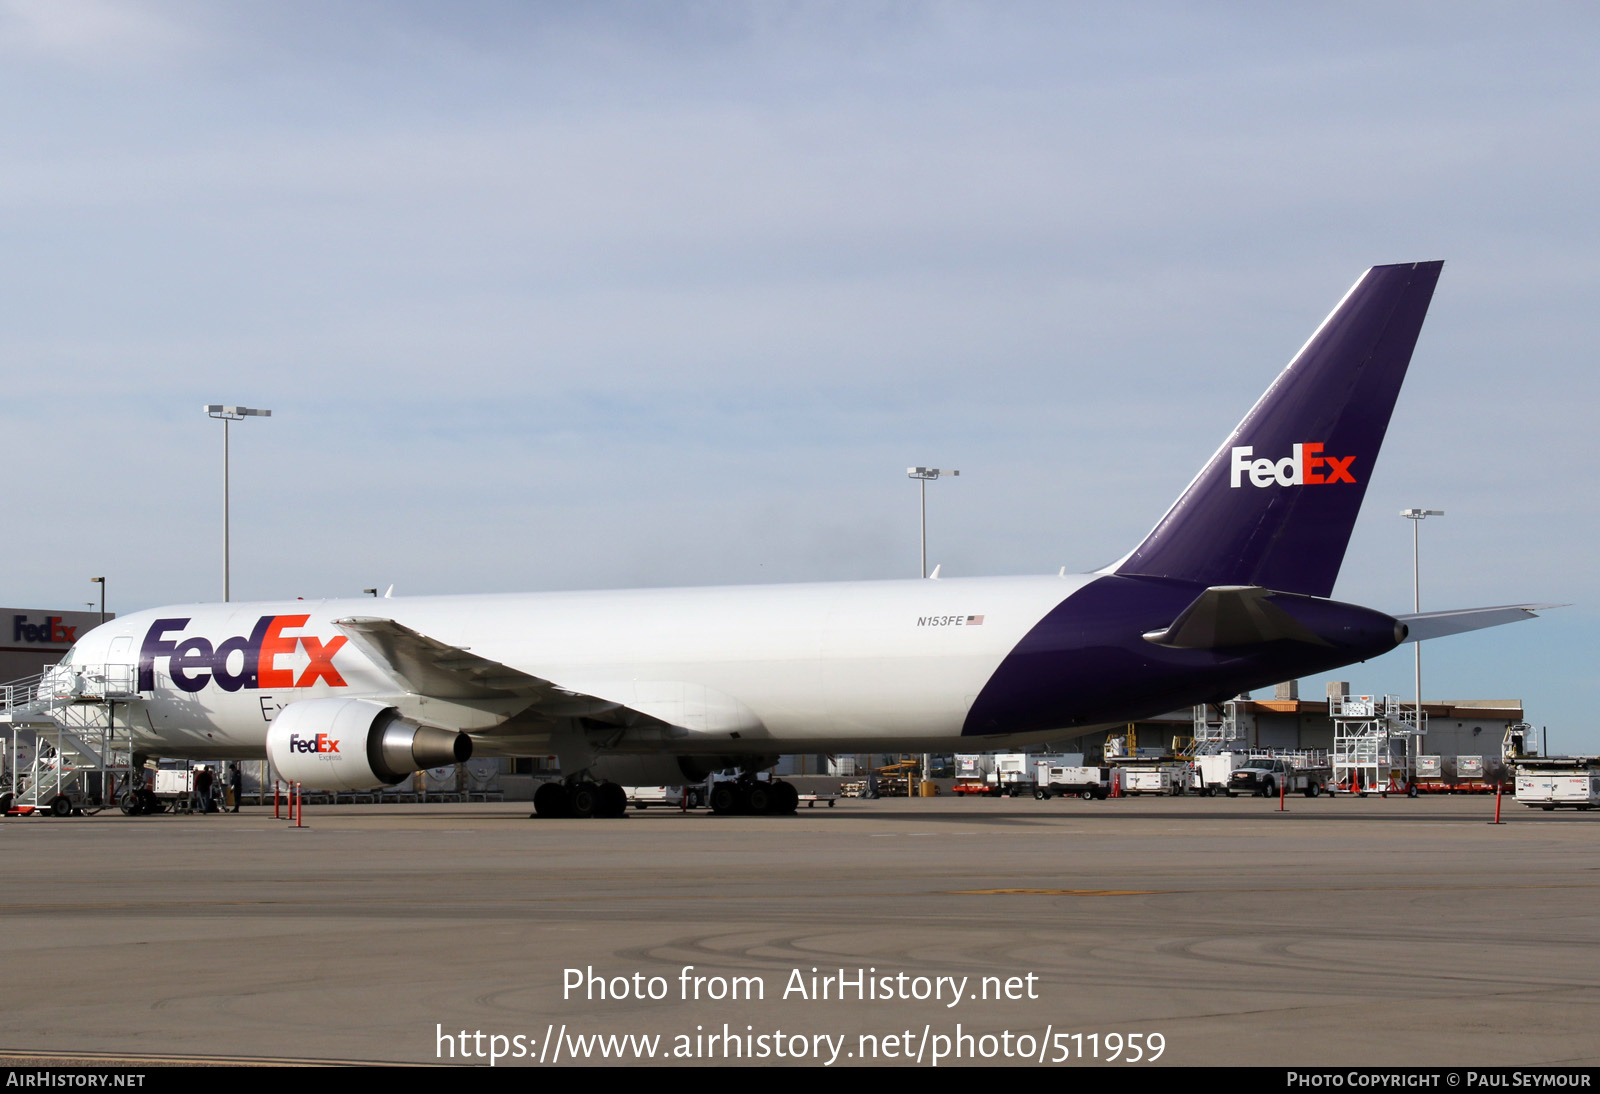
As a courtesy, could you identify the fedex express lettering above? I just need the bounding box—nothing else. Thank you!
[288,733,340,755]
[1229,443,1356,489]
[138,615,349,694]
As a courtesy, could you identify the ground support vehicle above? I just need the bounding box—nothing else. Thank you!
[1227,756,1332,798]
[1032,763,1109,800]
[1514,759,1600,811]
[1115,761,1189,796]
[624,785,699,810]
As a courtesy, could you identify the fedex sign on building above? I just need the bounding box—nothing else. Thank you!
[1,606,111,679]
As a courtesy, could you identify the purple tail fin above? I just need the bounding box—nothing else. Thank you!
[1114,261,1443,598]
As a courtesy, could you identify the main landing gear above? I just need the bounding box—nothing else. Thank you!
[708,778,799,816]
[531,780,629,819]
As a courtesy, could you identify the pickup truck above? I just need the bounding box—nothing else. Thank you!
[1227,757,1330,798]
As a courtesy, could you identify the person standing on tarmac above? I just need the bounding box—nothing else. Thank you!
[194,765,214,814]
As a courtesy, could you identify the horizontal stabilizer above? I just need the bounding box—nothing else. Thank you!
[1395,603,1564,643]
[1144,586,1331,649]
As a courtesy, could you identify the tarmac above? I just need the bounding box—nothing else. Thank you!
[2,791,1597,1068]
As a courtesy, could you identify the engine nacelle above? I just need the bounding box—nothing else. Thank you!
[266,697,471,791]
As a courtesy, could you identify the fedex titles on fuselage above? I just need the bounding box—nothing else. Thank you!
[137,614,348,694]
[1229,443,1354,489]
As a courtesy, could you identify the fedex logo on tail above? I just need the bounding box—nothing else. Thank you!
[138,615,349,694]
[1229,443,1356,489]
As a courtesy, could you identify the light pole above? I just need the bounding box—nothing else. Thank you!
[90,577,105,624]
[907,467,959,579]
[205,405,272,601]
[907,467,960,801]
[1400,508,1443,768]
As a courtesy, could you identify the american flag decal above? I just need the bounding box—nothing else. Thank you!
[966,615,985,625]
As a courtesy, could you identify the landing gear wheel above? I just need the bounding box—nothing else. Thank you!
[532,782,571,819]
[568,783,599,819]
[709,783,738,815]
[50,795,72,817]
[596,782,628,818]
[119,790,143,816]
[744,784,771,814]
[771,781,799,815]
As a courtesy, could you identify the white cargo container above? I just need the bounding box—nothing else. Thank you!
[954,753,996,795]
[1193,753,1245,796]
[974,753,1032,796]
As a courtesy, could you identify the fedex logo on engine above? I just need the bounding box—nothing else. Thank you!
[1229,443,1356,489]
[138,615,349,694]
[287,733,340,756]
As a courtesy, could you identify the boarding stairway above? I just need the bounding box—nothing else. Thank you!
[1330,694,1424,794]
[1,665,140,815]
[1186,700,1246,757]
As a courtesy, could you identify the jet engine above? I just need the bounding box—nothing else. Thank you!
[266,697,471,791]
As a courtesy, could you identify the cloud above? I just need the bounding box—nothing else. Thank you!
[0,0,197,67]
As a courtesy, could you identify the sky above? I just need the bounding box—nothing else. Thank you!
[1,2,1595,747]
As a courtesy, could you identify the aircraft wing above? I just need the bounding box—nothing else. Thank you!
[1394,603,1565,643]
[332,616,653,724]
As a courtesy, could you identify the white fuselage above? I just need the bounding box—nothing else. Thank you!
[67,573,1097,760]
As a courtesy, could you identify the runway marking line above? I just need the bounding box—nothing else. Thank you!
[952,882,1600,896]
[954,888,1163,896]
[5,881,1599,913]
